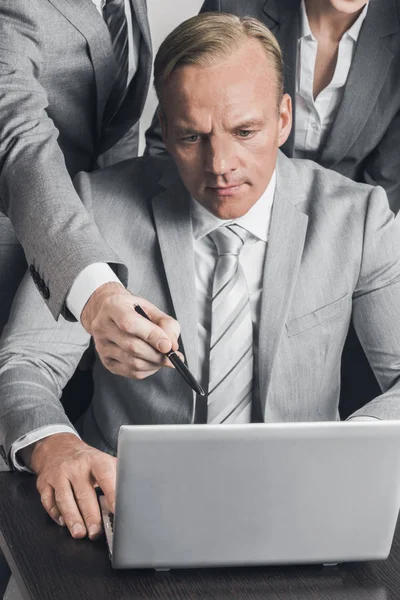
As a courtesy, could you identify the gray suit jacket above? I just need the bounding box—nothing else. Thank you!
[146,0,400,213]
[1,153,400,459]
[0,0,152,320]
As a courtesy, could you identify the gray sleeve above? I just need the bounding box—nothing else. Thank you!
[0,271,91,457]
[0,1,123,320]
[350,186,400,419]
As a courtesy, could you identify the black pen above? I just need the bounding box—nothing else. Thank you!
[134,305,205,397]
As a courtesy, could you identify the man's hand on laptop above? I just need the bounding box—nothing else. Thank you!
[81,283,183,379]
[27,433,116,540]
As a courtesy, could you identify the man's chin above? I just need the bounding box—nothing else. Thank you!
[200,188,257,220]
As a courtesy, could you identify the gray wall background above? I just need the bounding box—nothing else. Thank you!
[139,0,204,153]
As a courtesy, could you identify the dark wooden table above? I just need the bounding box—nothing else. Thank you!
[0,472,398,600]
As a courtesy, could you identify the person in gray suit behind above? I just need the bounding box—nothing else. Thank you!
[0,0,178,384]
[1,12,400,545]
[145,0,400,418]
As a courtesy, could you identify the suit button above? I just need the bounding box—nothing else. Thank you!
[43,286,50,300]
[29,264,35,275]
[32,272,40,285]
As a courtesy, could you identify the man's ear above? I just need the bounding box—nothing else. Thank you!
[278,93,292,148]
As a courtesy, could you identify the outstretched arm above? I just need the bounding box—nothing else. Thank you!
[0,1,123,319]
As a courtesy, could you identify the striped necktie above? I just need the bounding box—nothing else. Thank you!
[102,0,129,124]
[207,225,254,424]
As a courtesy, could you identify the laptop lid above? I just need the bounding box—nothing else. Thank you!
[110,421,400,569]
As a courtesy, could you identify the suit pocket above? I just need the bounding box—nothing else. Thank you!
[286,293,349,338]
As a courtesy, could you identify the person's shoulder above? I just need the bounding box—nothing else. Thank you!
[281,154,383,217]
[292,156,369,188]
[75,155,176,218]
[88,155,173,197]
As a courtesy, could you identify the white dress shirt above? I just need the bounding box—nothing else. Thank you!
[66,0,142,320]
[294,0,369,159]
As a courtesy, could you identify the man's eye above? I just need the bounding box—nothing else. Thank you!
[182,134,199,143]
[237,130,254,138]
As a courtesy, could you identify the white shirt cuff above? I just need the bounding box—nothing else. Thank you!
[11,425,80,473]
[66,263,122,321]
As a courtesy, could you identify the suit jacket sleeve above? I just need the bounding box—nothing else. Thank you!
[0,270,91,459]
[0,168,122,457]
[0,2,124,320]
[350,185,400,418]
[362,109,400,215]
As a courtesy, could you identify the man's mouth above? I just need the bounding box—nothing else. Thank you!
[207,183,245,196]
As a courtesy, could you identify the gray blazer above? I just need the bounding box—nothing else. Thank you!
[146,0,400,213]
[0,0,152,321]
[1,153,400,459]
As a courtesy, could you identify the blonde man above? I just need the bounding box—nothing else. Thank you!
[146,0,400,416]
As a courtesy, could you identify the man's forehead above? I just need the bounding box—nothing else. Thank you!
[171,108,267,132]
[163,39,277,96]
[163,67,275,121]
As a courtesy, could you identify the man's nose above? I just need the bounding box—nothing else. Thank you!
[205,137,239,176]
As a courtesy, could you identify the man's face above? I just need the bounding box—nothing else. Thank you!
[159,39,292,220]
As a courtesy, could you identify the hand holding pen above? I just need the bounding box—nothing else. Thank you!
[90,290,186,381]
[134,305,205,396]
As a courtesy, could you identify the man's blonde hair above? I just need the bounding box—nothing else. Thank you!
[154,12,284,109]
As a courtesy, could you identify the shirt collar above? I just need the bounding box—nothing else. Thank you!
[191,171,276,243]
[91,0,105,14]
[346,2,369,41]
[299,0,369,42]
[300,0,314,40]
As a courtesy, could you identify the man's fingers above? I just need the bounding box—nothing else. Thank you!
[33,436,117,541]
[102,356,162,379]
[92,459,117,516]
[139,299,181,352]
[102,342,184,369]
[54,481,87,539]
[107,336,170,365]
[113,305,175,353]
[39,484,65,526]
[71,481,102,540]
[87,291,183,379]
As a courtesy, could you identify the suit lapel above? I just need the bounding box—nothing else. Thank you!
[130,0,151,51]
[257,153,308,417]
[318,0,399,167]
[151,171,199,382]
[262,0,301,157]
[48,0,115,140]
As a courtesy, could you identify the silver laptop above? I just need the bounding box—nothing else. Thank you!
[99,421,400,569]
